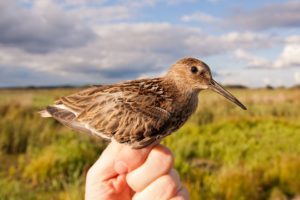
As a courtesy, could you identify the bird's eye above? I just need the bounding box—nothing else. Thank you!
[190,66,198,73]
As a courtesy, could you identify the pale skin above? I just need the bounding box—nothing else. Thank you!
[85,140,189,200]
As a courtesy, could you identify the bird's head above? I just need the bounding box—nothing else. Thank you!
[166,57,247,110]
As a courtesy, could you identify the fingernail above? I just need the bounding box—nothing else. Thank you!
[114,161,128,174]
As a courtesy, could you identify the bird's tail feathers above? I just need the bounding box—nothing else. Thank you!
[38,110,52,118]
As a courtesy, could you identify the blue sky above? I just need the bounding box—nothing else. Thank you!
[0,0,299,87]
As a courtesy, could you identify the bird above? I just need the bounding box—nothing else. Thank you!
[39,57,246,149]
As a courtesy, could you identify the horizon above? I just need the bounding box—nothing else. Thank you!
[1,82,299,90]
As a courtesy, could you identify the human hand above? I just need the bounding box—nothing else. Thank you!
[85,140,189,200]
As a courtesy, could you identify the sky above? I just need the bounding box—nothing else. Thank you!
[0,0,300,87]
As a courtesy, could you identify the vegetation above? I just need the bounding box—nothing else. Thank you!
[0,88,300,200]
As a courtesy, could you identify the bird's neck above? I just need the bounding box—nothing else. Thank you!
[162,75,199,101]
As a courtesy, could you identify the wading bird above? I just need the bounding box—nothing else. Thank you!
[40,57,246,148]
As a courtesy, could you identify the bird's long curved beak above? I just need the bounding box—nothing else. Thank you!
[209,79,247,110]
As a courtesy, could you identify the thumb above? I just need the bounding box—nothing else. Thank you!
[87,140,153,181]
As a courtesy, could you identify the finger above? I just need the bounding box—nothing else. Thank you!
[126,145,174,192]
[132,169,181,200]
[87,140,152,181]
[170,186,190,200]
[114,140,153,173]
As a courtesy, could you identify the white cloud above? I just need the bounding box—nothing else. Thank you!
[219,32,278,48]
[294,72,300,84]
[233,35,300,69]
[186,31,277,56]
[0,0,95,53]
[285,35,300,43]
[234,49,270,68]
[0,20,280,86]
[273,44,300,68]
[226,1,300,30]
[181,1,300,30]
[67,5,133,23]
[181,12,219,23]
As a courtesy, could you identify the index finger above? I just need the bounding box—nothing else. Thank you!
[87,140,153,181]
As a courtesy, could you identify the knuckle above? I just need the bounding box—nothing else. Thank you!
[156,147,174,169]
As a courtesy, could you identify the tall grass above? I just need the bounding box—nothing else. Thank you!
[0,88,299,199]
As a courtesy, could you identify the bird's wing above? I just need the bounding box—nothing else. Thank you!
[46,80,173,148]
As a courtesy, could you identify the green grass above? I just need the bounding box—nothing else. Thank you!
[0,88,300,200]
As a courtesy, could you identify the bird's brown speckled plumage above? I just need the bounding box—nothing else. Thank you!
[40,57,246,148]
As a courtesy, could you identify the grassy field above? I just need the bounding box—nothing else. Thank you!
[0,87,300,200]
